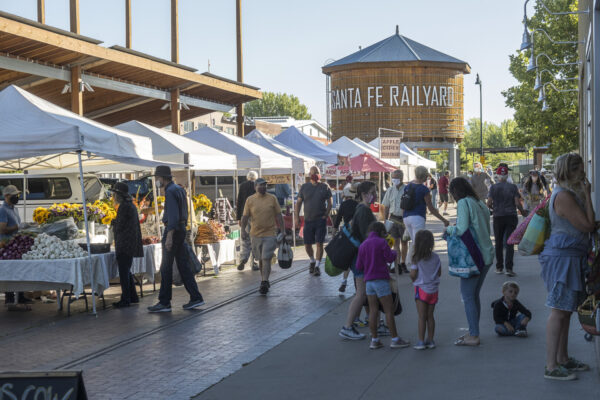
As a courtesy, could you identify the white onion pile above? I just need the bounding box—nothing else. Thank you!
[22,233,87,260]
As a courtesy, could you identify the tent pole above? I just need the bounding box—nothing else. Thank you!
[152,176,161,238]
[78,151,96,316]
[215,176,218,203]
[23,173,27,222]
[187,166,196,255]
[233,170,237,209]
[290,170,296,248]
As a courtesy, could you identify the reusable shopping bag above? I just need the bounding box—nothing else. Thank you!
[278,238,293,269]
[447,228,483,278]
[325,224,360,270]
[518,212,549,256]
[508,194,550,245]
[324,256,344,277]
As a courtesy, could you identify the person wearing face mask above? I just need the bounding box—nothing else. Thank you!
[522,170,547,216]
[295,166,332,277]
[148,166,205,313]
[381,169,409,274]
[1,185,31,305]
[241,178,285,295]
[469,162,494,201]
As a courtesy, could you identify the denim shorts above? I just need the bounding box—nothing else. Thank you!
[366,279,392,298]
[303,218,327,245]
[350,257,363,278]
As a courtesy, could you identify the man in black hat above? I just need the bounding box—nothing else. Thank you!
[148,166,205,312]
[110,182,143,308]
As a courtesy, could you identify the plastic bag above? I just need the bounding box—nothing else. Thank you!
[42,217,79,240]
[324,256,343,277]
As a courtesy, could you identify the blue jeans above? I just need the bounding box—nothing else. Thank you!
[431,189,438,209]
[460,264,490,337]
[495,314,527,336]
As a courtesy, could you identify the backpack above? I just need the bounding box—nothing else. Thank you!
[400,183,417,211]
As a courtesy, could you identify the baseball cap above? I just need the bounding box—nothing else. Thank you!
[254,178,267,185]
[2,185,21,196]
[496,166,509,176]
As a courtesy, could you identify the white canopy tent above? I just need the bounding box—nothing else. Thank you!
[274,126,339,165]
[328,136,378,158]
[368,137,419,166]
[116,120,237,172]
[400,143,437,169]
[0,85,172,315]
[353,138,379,154]
[185,126,293,174]
[245,129,320,173]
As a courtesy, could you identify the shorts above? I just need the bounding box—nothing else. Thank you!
[350,257,364,278]
[366,279,392,298]
[440,193,449,203]
[388,216,406,240]
[303,218,327,245]
[251,236,277,261]
[546,281,584,312]
[414,286,439,305]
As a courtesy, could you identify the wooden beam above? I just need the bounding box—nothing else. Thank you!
[70,65,82,115]
[171,88,180,134]
[171,0,178,63]
[85,97,154,119]
[0,75,52,90]
[0,16,262,99]
[125,0,132,49]
[70,0,80,34]
[236,105,244,137]
[37,0,45,24]
[236,0,244,136]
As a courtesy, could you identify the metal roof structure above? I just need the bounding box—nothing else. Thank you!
[323,26,470,73]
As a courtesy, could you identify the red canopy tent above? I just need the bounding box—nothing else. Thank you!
[325,153,397,174]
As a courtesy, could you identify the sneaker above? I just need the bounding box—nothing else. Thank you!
[505,270,516,277]
[313,266,321,277]
[561,357,590,372]
[339,282,347,293]
[370,340,384,350]
[237,259,247,271]
[251,262,260,271]
[413,340,427,350]
[425,340,436,349]
[544,366,577,381]
[514,330,528,338]
[309,262,316,274]
[377,323,391,337]
[147,302,171,313]
[259,281,269,295]
[400,263,409,274]
[391,338,411,348]
[352,318,367,328]
[495,268,504,274]
[339,326,366,340]
[183,299,205,310]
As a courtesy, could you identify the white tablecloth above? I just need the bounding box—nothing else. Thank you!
[202,239,236,273]
[0,255,110,296]
[102,244,162,282]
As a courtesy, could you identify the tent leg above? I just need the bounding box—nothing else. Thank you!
[187,167,196,255]
[291,171,296,248]
[23,174,27,222]
[78,151,96,316]
[152,176,161,238]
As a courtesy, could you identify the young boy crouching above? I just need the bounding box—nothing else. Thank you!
[492,281,532,337]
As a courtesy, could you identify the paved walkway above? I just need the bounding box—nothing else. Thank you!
[1,208,598,399]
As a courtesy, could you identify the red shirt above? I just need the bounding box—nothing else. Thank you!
[438,176,449,194]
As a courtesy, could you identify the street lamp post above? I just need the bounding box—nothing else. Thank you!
[475,74,483,162]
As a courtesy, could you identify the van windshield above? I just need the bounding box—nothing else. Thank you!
[0,178,72,200]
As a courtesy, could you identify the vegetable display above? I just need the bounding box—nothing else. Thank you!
[194,220,226,245]
[22,233,87,260]
[0,235,35,260]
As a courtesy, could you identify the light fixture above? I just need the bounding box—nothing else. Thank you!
[520,22,532,50]
[61,83,71,94]
[527,48,537,71]
[534,73,542,90]
[542,100,549,111]
[160,102,170,111]
[83,82,94,92]
[537,87,545,102]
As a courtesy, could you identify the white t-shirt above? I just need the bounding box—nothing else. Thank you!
[411,252,441,294]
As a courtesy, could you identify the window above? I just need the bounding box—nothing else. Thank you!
[84,177,104,201]
[183,121,194,133]
[0,178,72,200]
[197,122,207,129]
[214,125,224,132]
[226,127,235,135]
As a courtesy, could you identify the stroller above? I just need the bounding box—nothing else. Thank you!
[578,232,600,341]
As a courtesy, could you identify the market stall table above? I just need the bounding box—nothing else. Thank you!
[195,239,236,275]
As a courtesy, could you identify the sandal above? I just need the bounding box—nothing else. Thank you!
[454,336,480,346]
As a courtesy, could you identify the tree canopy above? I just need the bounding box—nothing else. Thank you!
[502,0,579,155]
[244,92,312,120]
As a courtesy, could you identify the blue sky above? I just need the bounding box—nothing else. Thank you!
[0,0,529,127]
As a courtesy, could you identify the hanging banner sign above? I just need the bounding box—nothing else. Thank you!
[264,175,291,184]
[380,137,402,159]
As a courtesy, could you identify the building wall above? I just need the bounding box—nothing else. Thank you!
[181,112,237,135]
[328,63,465,145]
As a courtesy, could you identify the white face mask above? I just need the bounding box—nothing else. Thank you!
[155,179,163,189]
[474,168,482,173]
[391,178,401,186]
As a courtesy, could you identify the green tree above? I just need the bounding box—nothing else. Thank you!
[244,92,312,120]
[502,0,579,155]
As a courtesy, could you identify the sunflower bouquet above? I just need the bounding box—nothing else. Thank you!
[33,202,117,225]
[193,194,212,213]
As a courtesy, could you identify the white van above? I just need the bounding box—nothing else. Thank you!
[0,173,106,222]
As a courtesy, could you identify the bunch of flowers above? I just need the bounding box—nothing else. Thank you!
[155,196,165,208]
[93,200,117,225]
[33,207,51,224]
[33,202,117,225]
[193,194,212,213]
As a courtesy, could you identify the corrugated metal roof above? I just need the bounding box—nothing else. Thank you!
[324,27,467,68]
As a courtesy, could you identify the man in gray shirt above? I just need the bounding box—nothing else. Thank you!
[470,162,494,201]
[295,166,332,277]
[487,165,526,277]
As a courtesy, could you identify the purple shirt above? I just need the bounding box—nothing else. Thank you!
[410,252,441,294]
[356,232,397,281]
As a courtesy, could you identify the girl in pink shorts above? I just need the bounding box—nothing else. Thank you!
[409,230,441,350]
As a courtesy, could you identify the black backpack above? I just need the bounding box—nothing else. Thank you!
[400,183,417,211]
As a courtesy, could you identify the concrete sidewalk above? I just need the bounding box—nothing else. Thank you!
[197,219,600,400]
